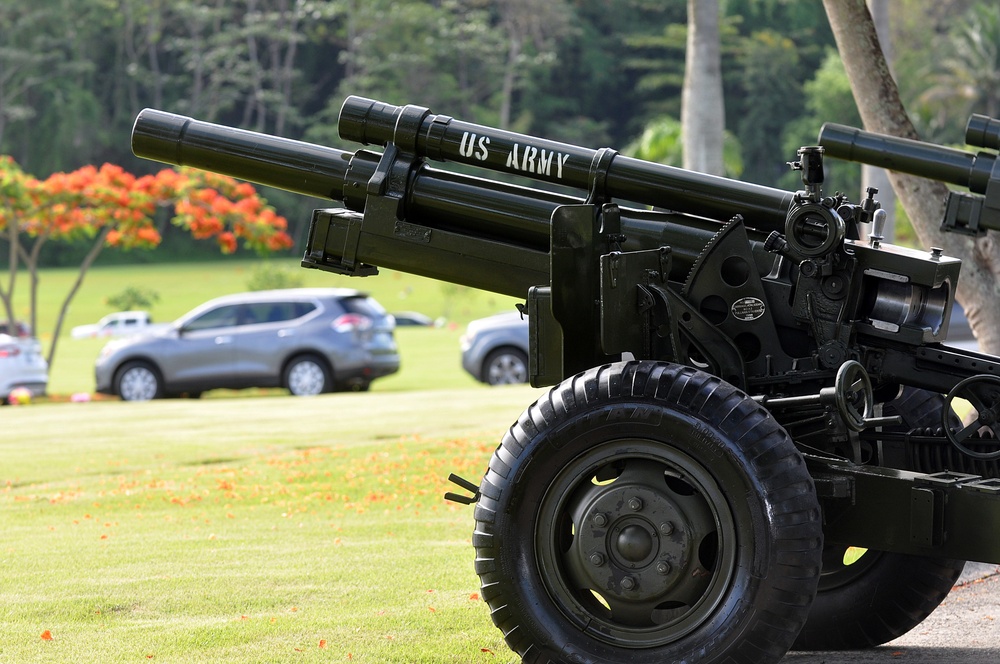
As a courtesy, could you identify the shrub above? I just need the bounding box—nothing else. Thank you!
[246,263,305,291]
[106,286,160,311]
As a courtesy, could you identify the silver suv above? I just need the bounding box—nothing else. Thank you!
[95,288,399,401]
[460,311,530,385]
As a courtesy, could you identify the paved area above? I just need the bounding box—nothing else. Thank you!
[783,563,1000,663]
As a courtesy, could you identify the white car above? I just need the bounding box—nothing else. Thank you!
[71,311,153,339]
[0,334,48,400]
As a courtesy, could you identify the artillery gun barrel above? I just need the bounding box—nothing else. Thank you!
[966,113,1000,151]
[131,109,356,200]
[131,109,766,296]
[132,109,576,250]
[819,122,999,195]
[338,97,796,233]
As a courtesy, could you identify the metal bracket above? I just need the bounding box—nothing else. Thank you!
[587,147,618,205]
[444,474,480,505]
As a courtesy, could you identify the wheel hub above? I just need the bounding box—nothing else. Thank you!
[535,439,741,648]
[572,481,700,600]
[616,524,653,563]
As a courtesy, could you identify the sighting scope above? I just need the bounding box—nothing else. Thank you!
[819,114,1000,235]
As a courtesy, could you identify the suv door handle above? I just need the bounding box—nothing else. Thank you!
[215,335,233,345]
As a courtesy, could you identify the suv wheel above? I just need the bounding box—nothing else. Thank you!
[482,347,528,385]
[116,361,162,401]
[285,355,330,396]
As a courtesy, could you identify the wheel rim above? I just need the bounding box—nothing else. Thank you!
[287,360,325,396]
[120,366,158,401]
[535,439,738,648]
[486,353,527,384]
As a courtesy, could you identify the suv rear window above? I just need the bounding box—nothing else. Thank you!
[243,301,316,324]
[340,295,386,317]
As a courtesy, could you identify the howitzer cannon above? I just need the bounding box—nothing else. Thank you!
[133,101,1000,664]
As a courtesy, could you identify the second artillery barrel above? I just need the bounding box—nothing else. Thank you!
[338,96,797,233]
[819,122,1000,195]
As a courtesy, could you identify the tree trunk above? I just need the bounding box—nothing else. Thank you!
[1,218,18,330]
[681,0,725,176]
[45,226,111,370]
[860,0,896,242]
[823,0,1000,354]
[499,33,521,131]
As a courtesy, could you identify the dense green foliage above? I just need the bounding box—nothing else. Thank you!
[0,0,994,264]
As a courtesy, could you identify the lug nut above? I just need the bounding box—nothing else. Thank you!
[656,561,671,575]
[628,497,643,511]
[659,521,674,535]
[593,513,608,527]
[621,576,636,590]
[589,553,605,566]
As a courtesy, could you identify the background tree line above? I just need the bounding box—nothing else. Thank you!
[1,0,996,264]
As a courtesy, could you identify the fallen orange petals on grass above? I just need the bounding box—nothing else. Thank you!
[469,593,479,601]
[40,630,53,640]
[318,639,327,648]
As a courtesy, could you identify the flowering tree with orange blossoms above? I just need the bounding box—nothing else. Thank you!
[0,156,293,371]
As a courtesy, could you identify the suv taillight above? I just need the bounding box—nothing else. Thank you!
[332,313,372,333]
[0,345,21,358]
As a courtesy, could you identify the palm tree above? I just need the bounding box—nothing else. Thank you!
[920,3,1000,129]
[681,0,725,176]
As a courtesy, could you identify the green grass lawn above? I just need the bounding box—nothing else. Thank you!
[1,386,545,662]
[13,258,521,396]
[1,257,535,661]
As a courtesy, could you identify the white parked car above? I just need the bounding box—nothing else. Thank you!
[71,311,153,339]
[0,334,48,400]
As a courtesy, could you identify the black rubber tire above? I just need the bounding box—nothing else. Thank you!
[474,361,823,664]
[883,386,961,431]
[115,361,163,401]
[481,347,529,385]
[793,387,966,650]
